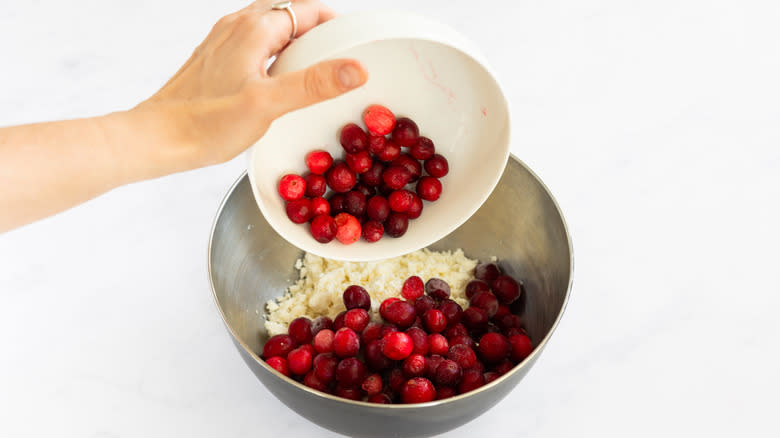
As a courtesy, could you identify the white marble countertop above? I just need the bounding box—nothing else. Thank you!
[1,1,778,436]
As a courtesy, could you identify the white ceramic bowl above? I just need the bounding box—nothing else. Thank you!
[249,10,511,261]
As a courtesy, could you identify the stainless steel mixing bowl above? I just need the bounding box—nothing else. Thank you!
[208,156,573,438]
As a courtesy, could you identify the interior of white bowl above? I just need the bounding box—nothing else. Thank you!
[249,12,510,262]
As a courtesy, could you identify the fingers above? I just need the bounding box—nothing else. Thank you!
[264,58,368,117]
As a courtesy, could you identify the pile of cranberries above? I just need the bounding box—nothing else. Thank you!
[277,105,449,245]
[261,262,533,404]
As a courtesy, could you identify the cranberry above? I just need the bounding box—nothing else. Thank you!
[401,377,435,403]
[509,334,533,362]
[263,334,296,359]
[478,333,510,363]
[383,301,416,328]
[474,262,501,284]
[368,134,386,155]
[328,193,346,214]
[288,317,313,344]
[343,285,370,310]
[361,161,385,187]
[378,182,394,197]
[486,323,502,334]
[462,307,489,331]
[405,327,430,356]
[362,220,384,242]
[310,214,337,242]
[416,176,442,201]
[410,136,435,160]
[423,309,447,333]
[361,322,384,344]
[428,334,449,355]
[339,123,368,154]
[492,359,514,375]
[278,174,306,201]
[382,332,414,360]
[406,194,423,219]
[391,154,422,182]
[391,117,419,147]
[334,213,361,244]
[368,393,392,404]
[353,182,375,198]
[285,199,313,224]
[388,368,406,393]
[448,335,476,350]
[265,356,290,376]
[303,173,327,198]
[402,353,429,378]
[305,150,334,175]
[383,166,411,190]
[465,280,490,299]
[326,162,357,193]
[343,191,367,217]
[425,278,451,300]
[414,295,437,316]
[366,195,390,222]
[379,298,401,320]
[401,276,425,301]
[505,327,525,337]
[287,346,313,375]
[435,386,456,400]
[448,344,477,369]
[494,305,511,320]
[495,314,523,333]
[345,151,373,174]
[470,291,499,318]
[303,370,329,392]
[313,329,335,353]
[343,309,369,333]
[362,373,384,395]
[424,154,449,178]
[333,327,360,358]
[364,339,393,371]
[380,323,400,338]
[335,357,367,387]
[332,311,346,331]
[376,140,402,162]
[483,371,500,384]
[335,386,363,401]
[409,316,424,330]
[384,213,409,238]
[434,359,463,386]
[457,369,485,394]
[310,197,331,217]
[443,323,468,339]
[388,190,414,212]
[363,104,396,135]
[492,275,521,304]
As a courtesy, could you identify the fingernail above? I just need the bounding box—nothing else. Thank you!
[338,63,364,89]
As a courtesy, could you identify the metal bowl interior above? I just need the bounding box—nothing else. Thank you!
[209,156,572,438]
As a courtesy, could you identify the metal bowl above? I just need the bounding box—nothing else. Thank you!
[208,156,573,438]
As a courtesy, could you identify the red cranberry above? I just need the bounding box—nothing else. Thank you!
[287,346,313,375]
[339,123,368,154]
[353,183,375,199]
[344,309,370,332]
[483,371,500,384]
[409,316,424,330]
[278,174,306,201]
[448,344,477,369]
[376,140,402,162]
[425,278,451,300]
[382,332,414,360]
[435,386,456,400]
[380,323,400,338]
[505,327,525,337]
[492,359,514,375]
[405,327,429,356]
[379,298,401,320]
[335,386,363,401]
[434,359,463,387]
[361,161,385,186]
[391,117,419,147]
[414,295,437,316]
[401,276,424,301]
[494,305,511,320]
[333,327,360,358]
[402,354,428,379]
[343,285,370,310]
[401,377,435,403]
[423,309,447,333]
[262,334,296,359]
[474,262,501,284]
[465,280,490,299]
[448,335,476,350]
[391,154,422,182]
[424,154,449,178]
[313,329,335,353]
[343,191,367,217]
[368,134,386,155]
[288,317,313,344]
[363,104,396,135]
[509,334,533,362]
[335,357,367,387]
[388,190,414,212]
[478,333,510,363]
[366,195,390,222]
[326,162,357,193]
[362,220,384,242]
[384,213,409,238]
[265,356,290,377]
[458,369,485,394]
[345,151,373,174]
[303,173,327,197]
[495,314,523,333]
[368,393,392,404]
[362,373,384,396]
[310,197,330,217]
[332,311,346,331]
[306,149,333,174]
[443,323,468,339]
[437,299,463,327]
[378,182,394,197]
[328,193,346,214]
[361,322,384,344]
[304,370,331,392]
[428,334,449,355]
[426,355,445,380]
[383,301,416,328]
[285,199,312,224]
[310,214,337,243]
[334,213,361,245]
[364,339,393,371]
[388,368,406,393]
[470,291,499,318]
[492,275,521,304]
[462,307,489,331]
[383,166,411,190]
[410,136,435,160]
[406,194,423,219]
[416,176,442,201]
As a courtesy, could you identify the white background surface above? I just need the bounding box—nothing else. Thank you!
[1,1,778,437]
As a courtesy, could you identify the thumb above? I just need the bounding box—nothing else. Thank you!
[268,58,368,116]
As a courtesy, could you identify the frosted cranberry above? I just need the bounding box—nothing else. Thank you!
[435,386,456,400]
[416,176,442,201]
[465,280,490,299]
[425,278,451,300]
[278,174,306,201]
[448,344,477,369]
[333,327,360,358]
[340,123,368,154]
[288,317,313,344]
[474,262,501,284]
[305,150,334,175]
[492,359,514,375]
[287,346,313,375]
[384,213,409,238]
[401,276,424,301]
[368,134,386,155]
[402,354,429,378]
[457,369,485,394]
[310,215,336,243]
[478,333,510,363]
[368,393,392,404]
[492,275,521,304]
[379,297,401,320]
[361,322,384,344]
[326,162,357,193]
[443,323,468,339]
[391,117,419,147]
[376,140,401,162]
[470,291,499,318]
[343,285,370,310]
[462,307,489,331]
[428,334,449,355]
[363,104,396,135]
[401,377,435,403]
[495,314,523,333]
[388,368,406,393]
[434,359,463,386]
[334,213,361,245]
[410,136,435,160]
[424,154,449,178]
[362,373,384,396]
[423,309,447,333]
[437,299,463,327]
[313,329,335,353]
[303,370,329,392]
[286,199,312,224]
[345,151,373,174]
[328,193,346,214]
[406,194,423,219]
[336,357,367,387]
[382,332,414,360]
[391,154,422,182]
[383,301,416,328]
[366,195,390,222]
[383,166,411,190]
[405,327,429,356]
[303,173,326,198]
[265,356,290,376]
[361,161,385,186]
[448,335,476,350]
[332,311,346,331]
[364,339,393,371]
[263,334,296,359]
[362,220,384,242]
[388,190,414,212]
[343,191,366,217]
[414,295,437,316]
[310,197,330,216]
[335,386,363,401]
[509,334,533,362]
